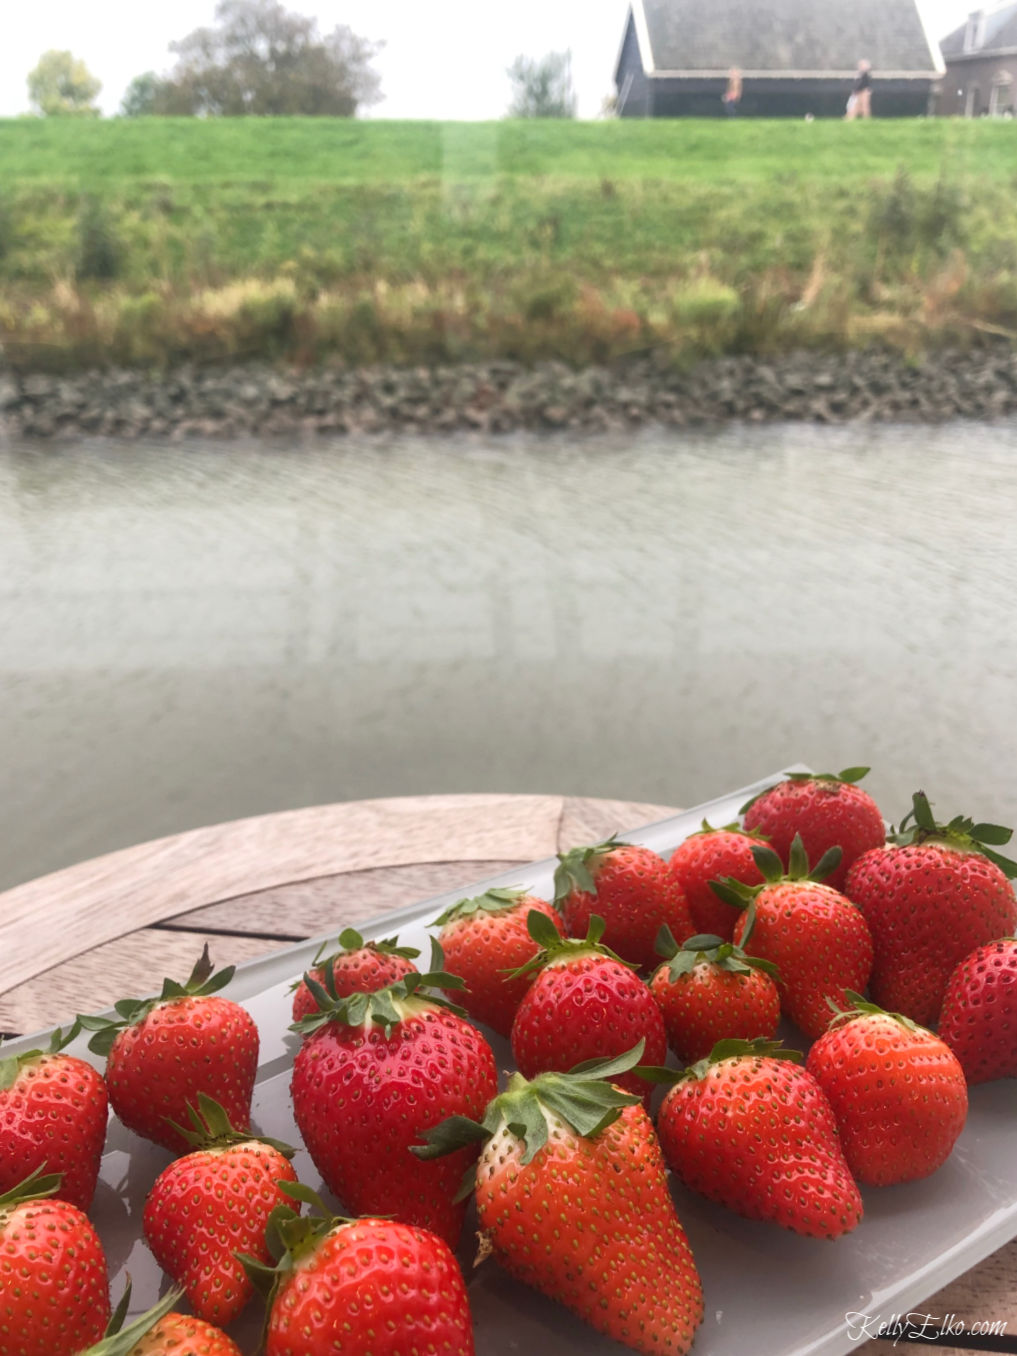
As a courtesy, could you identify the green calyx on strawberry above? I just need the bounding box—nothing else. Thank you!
[508,910,636,980]
[433,885,534,925]
[291,940,466,1037]
[638,1036,803,1087]
[709,832,843,909]
[654,924,780,982]
[0,1025,80,1091]
[411,1043,645,1178]
[0,1166,64,1212]
[78,945,236,1056]
[687,818,770,841]
[825,989,927,1035]
[891,791,1017,878]
[164,1091,295,1158]
[553,835,628,903]
[288,927,419,992]
[238,1180,351,1304]
[740,767,871,815]
[81,1287,184,1356]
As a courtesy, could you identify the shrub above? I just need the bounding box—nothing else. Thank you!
[75,195,123,281]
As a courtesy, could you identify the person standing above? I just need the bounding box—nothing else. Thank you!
[846,60,873,119]
[722,67,743,116]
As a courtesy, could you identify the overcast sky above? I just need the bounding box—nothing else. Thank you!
[1,1,974,120]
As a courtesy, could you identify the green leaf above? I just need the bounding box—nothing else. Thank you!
[410,1115,490,1160]
[971,823,1014,846]
[564,1040,646,1081]
[838,767,871,783]
[683,933,726,951]
[787,833,810,879]
[337,927,365,950]
[749,843,785,882]
[911,791,938,833]
[81,1288,184,1356]
[708,877,754,909]
[654,924,680,960]
[527,908,563,949]
[809,844,843,882]
[978,844,1017,880]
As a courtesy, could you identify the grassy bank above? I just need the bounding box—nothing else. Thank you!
[2,118,1016,370]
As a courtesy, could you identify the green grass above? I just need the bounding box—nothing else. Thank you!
[1,118,1016,370]
[1,116,1015,185]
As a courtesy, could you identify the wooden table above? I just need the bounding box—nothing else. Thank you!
[0,793,1013,1356]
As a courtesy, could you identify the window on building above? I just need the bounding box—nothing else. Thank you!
[964,9,986,52]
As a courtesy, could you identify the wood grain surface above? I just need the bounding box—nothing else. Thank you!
[0,793,673,1035]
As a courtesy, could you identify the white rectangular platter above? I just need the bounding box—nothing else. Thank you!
[7,769,1017,1356]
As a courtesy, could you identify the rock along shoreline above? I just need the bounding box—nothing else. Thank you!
[3,348,1017,441]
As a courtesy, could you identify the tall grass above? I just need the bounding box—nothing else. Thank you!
[0,119,1014,370]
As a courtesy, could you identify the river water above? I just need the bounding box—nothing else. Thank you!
[2,422,1017,891]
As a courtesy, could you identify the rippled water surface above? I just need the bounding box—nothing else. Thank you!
[3,422,1017,890]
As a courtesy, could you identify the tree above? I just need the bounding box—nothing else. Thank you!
[156,0,382,116]
[119,72,172,117]
[506,50,577,118]
[27,51,102,117]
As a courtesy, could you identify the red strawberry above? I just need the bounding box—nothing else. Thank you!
[651,1038,863,1239]
[715,836,874,1040]
[938,937,1017,1083]
[142,1094,298,1326]
[432,886,563,1036]
[743,767,885,893]
[554,836,694,969]
[509,912,667,1100]
[667,820,769,940]
[79,946,259,1152]
[244,1188,475,1356]
[0,1026,108,1210]
[414,1047,702,1356]
[649,926,780,1063]
[0,1171,111,1356]
[80,1290,244,1356]
[289,957,497,1249]
[806,995,967,1185]
[290,927,419,1023]
[845,793,1017,1026]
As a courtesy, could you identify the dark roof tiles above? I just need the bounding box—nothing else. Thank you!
[638,0,940,73]
[941,4,1017,56]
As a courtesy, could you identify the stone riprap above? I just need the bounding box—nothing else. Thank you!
[3,350,1017,440]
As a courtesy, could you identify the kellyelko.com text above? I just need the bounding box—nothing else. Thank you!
[846,1311,1010,1347]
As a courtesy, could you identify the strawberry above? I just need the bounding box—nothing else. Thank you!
[649,1038,863,1239]
[0,1025,108,1210]
[414,1047,703,1356]
[290,927,419,1023]
[79,946,259,1152]
[142,1094,298,1326]
[649,926,780,1063]
[742,767,885,893]
[509,912,667,1100]
[554,835,694,969]
[666,820,769,940]
[289,954,497,1248]
[806,994,968,1185]
[714,835,874,1040]
[845,793,1017,1026]
[242,1186,475,1356]
[938,937,1017,1083]
[81,1289,244,1356]
[432,885,563,1036]
[0,1171,111,1356]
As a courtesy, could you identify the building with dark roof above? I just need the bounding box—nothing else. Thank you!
[939,4,1017,114]
[614,0,944,117]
